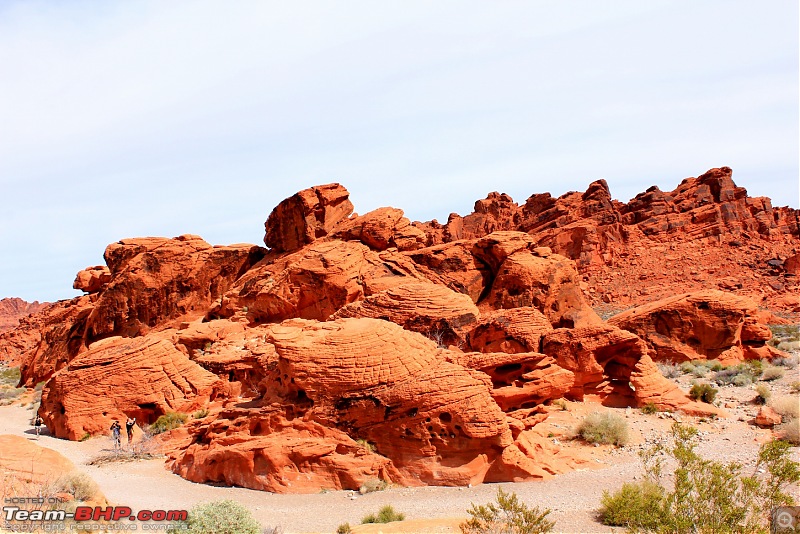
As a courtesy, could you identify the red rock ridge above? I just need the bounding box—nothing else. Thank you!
[0,297,45,334]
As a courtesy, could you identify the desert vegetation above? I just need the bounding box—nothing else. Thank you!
[460,487,554,534]
[599,423,800,533]
[575,412,629,446]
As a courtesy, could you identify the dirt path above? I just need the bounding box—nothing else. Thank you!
[2,374,797,534]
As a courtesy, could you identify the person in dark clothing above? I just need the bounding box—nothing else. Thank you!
[110,420,121,450]
[34,415,43,438]
[125,417,136,445]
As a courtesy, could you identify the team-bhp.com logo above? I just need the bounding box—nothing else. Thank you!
[4,503,188,531]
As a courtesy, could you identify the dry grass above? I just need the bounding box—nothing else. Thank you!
[777,418,800,445]
[770,396,800,421]
[575,412,629,446]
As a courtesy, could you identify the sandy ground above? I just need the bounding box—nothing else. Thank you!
[1,368,798,534]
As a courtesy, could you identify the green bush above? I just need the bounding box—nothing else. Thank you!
[576,412,629,446]
[460,487,554,534]
[336,523,353,534]
[361,505,405,524]
[599,423,800,533]
[193,408,209,419]
[149,412,188,435]
[680,362,696,375]
[754,384,771,405]
[183,500,260,534]
[641,402,659,415]
[689,383,717,403]
[599,480,665,530]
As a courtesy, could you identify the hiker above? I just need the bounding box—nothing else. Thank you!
[110,420,122,450]
[125,416,136,445]
[34,415,43,438]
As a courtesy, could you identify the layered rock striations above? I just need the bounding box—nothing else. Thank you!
[0,166,795,493]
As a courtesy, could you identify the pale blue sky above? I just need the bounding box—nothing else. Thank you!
[1,1,798,302]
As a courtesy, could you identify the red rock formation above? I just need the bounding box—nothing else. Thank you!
[218,240,428,324]
[264,183,353,252]
[608,290,783,364]
[333,282,479,344]
[404,241,491,303]
[40,335,226,440]
[4,169,790,496]
[412,167,799,313]
[0,297,45,334]
[474,232,600,327]
[73,266,111,294]
[87,235,264,339]
[332,207,427,251]
[540,325,722,416]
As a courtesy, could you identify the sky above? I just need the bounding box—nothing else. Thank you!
[1,1,798,303]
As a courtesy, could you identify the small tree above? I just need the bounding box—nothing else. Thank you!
[460,487,554,534]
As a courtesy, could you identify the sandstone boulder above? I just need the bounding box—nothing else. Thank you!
[333,282,480,345]
[219,240,427,324]
[332,207,427,251]
[609,290,781,364]
[73,266,111,294]
[467,307,553,354]
[40,335,226,440]
[264,183,353,252]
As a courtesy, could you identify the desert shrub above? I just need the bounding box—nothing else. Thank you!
[657,362,681,379]
[754,384,771,405]
[680,362,696,375]
[460,487,553,534]
[149,412,187,434]
[599,480,665,530]
[776,418,800,445]
[641,402,659,415]
[576,412,629,446]
[713,366,754,386]
[551,398,569,411]
[80,433,91,442]
[0,367,20,386]
[760,366,784,382]
[745,359,766,376]
[356,438,375,452]
[777,418,799,445]
[358,477,388,494]
[599,423,800,533]
[689,383,717,403]
[361,505,405,524]
[791,382,800,394]
[691,365,708,378]
[772,355,799,369]
[193,408,208,419]
[770,396,800,421]
[336,524,353,534]
[49,472,98,502]
[182,500,260,534]
[706,360,724,372]
[34,381,45,392]
[732,373,753,387]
